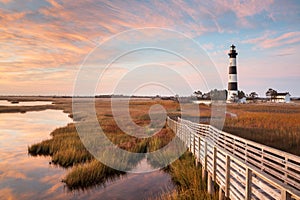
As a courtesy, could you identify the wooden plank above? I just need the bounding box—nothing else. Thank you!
[225,155,230,197]
[252,174,281,200]
[230,168,246,186]
[286,171,300,187]
[286,176,300,190]
[230,180,245,200]
[216,158,226,171]
[263,166,286,181]
[286,161,300,173]
[230,160,246,175]
[262,161,285,178]
[252,186,273,200]
[246,145,262,156]
[263,152,286,165]
[246,168,252,200]
[246,156,263,169]
[245,150,263,162]
[216,170,226,186]
[262,159,285,174]
[217,148,226,158]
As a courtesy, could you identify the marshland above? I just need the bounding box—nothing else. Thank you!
[0,96,299,199]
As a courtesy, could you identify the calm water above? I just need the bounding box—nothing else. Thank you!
[0,100,53,106]
[0,109,173,199]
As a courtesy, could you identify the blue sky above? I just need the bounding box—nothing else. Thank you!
[0,0,299,96]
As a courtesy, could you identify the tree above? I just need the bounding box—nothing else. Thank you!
[193,90,203,99]
[249,92,258,102]
[238,90,246,99]
[232,93,238,102]
[209,89,227,100]
[266,88,277,102]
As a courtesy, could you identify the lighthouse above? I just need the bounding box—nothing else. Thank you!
[227,44,238,101]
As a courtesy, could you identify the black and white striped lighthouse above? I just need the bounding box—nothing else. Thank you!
[227,44,238,101]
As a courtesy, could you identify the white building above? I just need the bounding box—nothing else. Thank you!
[273,93,291,103]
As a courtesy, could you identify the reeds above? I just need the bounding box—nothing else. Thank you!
[225,103,300,156]
[28,99,181,189]
[155,152,217,200]
[26,98,300,195]
[62,159,124,190]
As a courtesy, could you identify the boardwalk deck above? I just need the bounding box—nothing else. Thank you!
[167,117,300,200]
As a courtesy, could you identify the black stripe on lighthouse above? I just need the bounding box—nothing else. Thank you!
[229,66,237,74]
[228,82,237,90]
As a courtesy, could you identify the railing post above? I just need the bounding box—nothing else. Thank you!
[284,156,288,184]
[208,174,215,195]
[213,146,217,181]
[198,137,201,161]
[193,133,196,156]
[245,168,252,200]
[184,125,187,147]
[219,187,225,200]
[281,190,292,200]
[179,122,182,139]
[189,128,191,150]
[202,141,208,180]
[225,155,230,198]
[186,126,189,148]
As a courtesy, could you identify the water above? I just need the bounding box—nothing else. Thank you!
[0,108,173,199]
[0,100,52,106]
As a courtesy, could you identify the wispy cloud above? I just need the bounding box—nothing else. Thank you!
[243,31,300,49]
[0,0,299,95]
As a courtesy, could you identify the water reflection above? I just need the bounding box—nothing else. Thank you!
[0,110,72,199]
[0,100,52,106]
[0,109,174,199]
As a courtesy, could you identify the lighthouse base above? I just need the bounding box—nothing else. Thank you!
[227,90,238,102]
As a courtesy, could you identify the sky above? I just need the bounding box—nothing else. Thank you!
[0,0,300,97]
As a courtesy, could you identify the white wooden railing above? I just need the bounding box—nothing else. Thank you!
[167,117,300,200]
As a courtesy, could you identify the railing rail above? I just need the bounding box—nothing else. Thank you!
[167,117,300,200]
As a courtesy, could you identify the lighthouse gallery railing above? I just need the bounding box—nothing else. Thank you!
[167,117,300,200]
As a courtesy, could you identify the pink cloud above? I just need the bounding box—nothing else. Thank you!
[0,0,299,95]
[213,0,275,28]
[0,0,11,4]
[243,31,300,49]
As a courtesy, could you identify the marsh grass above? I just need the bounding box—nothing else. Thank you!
[62,159,124,190]
[25,98,300,195]
[28,99,181,189]
[154,152,217,200]
[28,124,93,167]
[225,103,300,155]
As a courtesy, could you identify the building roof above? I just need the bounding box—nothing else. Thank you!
[276,92,290,96]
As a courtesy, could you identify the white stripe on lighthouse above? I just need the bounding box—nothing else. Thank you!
[229,58,236,66]
[228,74,237,82]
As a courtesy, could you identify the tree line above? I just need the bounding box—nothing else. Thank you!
[193,88,281,102]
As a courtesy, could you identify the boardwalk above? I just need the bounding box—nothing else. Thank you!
[167,117,300,200]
